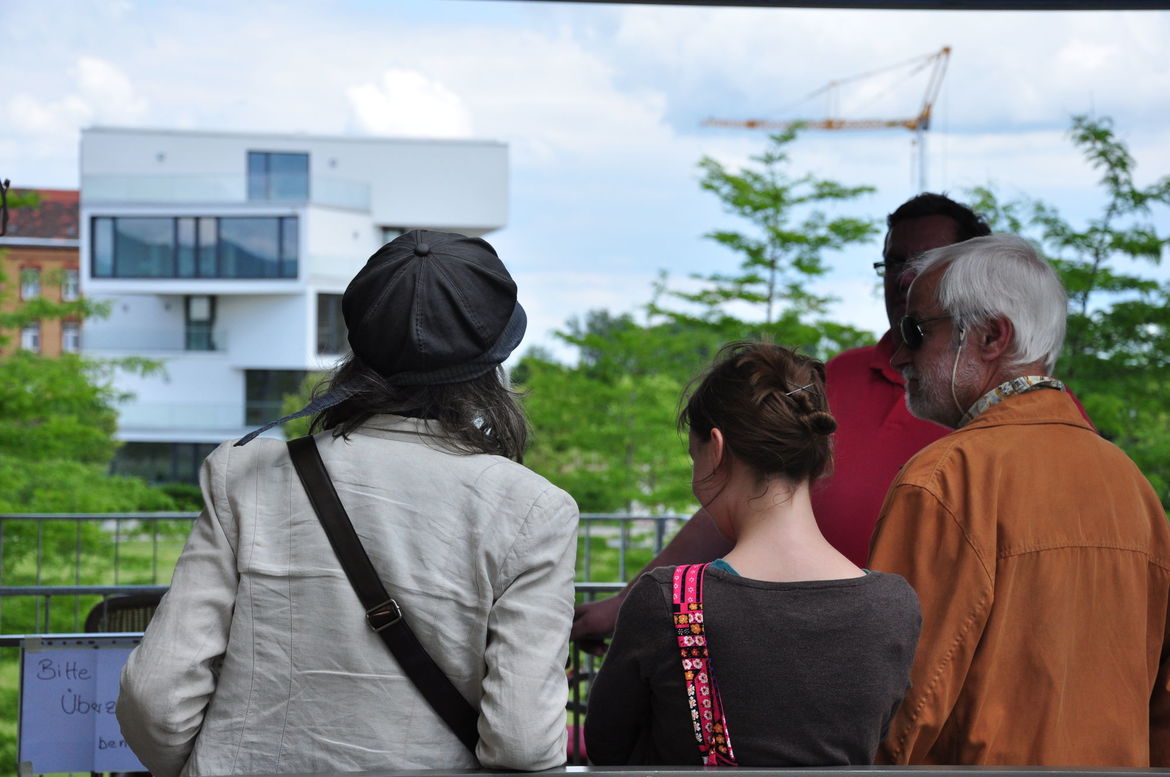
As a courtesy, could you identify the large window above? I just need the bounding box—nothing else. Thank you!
[317,294,348,354]
[91,216,298,279]
[221,218,287,278]
[61,322,80,353]
[247,151,309,201]
[20,323,41,352]
[114,218,175,277]
[20,268,41,300]
[93,218,114,276]
[111,441,218,484]
[61,269,80,301]
[245,369,307,425]
[185,295,216,351]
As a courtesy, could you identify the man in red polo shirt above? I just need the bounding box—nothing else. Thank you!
[813,194,990,566]
[570,193,990,642]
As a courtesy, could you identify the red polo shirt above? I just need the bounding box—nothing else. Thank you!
[811,331,949,567]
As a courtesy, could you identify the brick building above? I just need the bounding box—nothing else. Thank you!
[0,188,82,357]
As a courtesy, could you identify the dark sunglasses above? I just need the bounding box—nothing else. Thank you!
[899,314,952,350]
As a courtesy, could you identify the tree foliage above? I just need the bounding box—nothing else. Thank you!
[279,372,328,440]
[0,351,171,504]
[968,114,1170,505]
[668,128,880,357]
[515,311,717,513]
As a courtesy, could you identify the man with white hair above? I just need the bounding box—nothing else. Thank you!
[870,234,1170,766]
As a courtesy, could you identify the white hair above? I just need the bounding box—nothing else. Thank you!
[909,234,1067,372]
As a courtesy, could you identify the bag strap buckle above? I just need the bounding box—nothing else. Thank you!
[366,599,403,632]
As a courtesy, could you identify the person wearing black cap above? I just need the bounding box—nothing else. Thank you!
[117,231,580,775]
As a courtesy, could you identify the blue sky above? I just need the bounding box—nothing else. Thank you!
[3,0,1168,360]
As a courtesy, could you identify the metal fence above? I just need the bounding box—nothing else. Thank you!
[0,511,686,634]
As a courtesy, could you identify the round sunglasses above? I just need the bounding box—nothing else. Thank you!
[898,314,952,350]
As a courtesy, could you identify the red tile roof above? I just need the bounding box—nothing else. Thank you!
[4,188,79,240]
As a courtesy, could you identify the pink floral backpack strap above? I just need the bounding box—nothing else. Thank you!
[672,563,737,766]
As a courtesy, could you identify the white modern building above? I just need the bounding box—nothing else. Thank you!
[79,127,508,483]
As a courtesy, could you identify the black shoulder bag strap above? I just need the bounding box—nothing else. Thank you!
[286,435,479,754]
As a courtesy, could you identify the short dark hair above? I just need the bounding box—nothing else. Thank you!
[309,355,529,462]
[887,192,991,243]
[679,342,837,485]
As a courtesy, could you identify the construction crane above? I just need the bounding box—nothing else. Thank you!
[703,46,951,192]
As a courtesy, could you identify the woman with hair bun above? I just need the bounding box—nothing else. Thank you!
[585,341,920,766]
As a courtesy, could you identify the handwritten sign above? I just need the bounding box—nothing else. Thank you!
[18,636,146,775]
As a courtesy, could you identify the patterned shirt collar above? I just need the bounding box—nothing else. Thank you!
[958,375,1066,428]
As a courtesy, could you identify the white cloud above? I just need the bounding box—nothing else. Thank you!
[7,93,90,136]
[76,56,149,123]
[6,57,146,138]
[346,69,474,138]
[1,55,148,185]
[329,24,679,169]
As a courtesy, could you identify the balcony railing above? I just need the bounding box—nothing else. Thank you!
[82,173,371,211]
[114,401,244,431]
[0,511,674,635]
[82,325,230,352]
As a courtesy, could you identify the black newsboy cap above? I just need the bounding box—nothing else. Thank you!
[342,229,526,385]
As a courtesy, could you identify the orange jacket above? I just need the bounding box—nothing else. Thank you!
[870,388,1170,766]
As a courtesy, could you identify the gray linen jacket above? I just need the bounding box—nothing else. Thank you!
[117,416,579,776]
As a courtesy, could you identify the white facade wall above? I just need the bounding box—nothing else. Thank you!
[217,294,309,369]
[303,206,378,286]
[81,127,508,233]
[79,127,508,451]
[113,354,244,442]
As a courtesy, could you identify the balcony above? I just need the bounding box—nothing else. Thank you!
[82,326,229,353]
[82,173,371,212]
[116,401,243,431]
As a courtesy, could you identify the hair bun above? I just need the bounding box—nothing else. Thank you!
[680,341,835,484]
[805,410,838,436]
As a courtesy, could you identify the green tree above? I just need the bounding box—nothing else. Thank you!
[278,371,329,440]
[515,311,721,513]
[665,128,880,357]
[969,114,1170,505]
[0,351,176,502]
